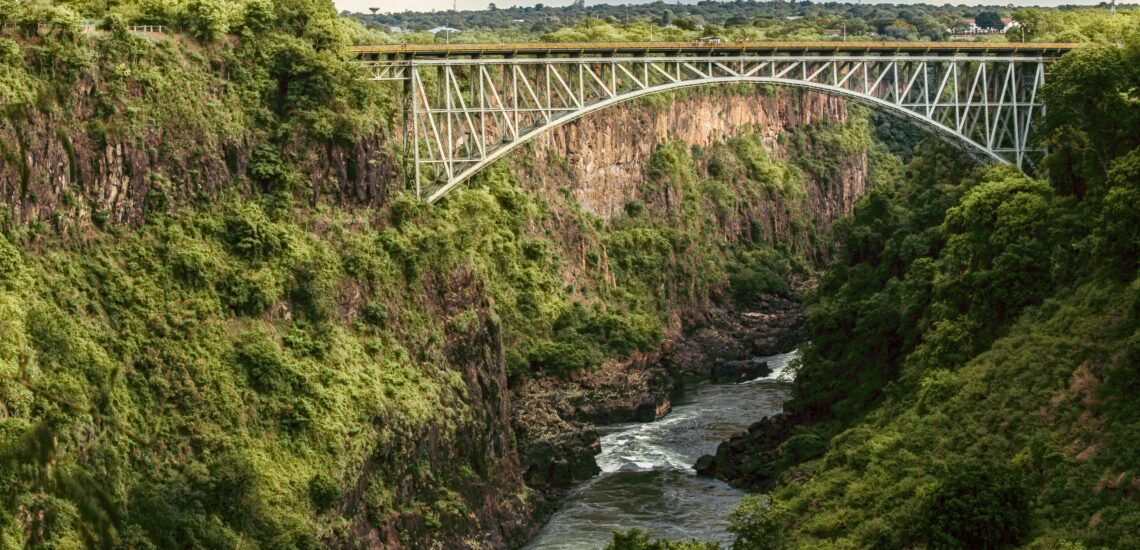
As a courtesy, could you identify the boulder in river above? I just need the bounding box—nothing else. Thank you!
[693,454,716,476]
[710,359,770,383]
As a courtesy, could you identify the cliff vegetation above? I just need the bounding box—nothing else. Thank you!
[693,34,1140,550]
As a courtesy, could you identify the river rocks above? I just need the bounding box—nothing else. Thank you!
[511,351,679,496]
[693,413,798,489]
[673,294,806,379]
[710,359,771,383]
[693,454,717,476]
[518,417,602,489]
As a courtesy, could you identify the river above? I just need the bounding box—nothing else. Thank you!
[523,349,799,549]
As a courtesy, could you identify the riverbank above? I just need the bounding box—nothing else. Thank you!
[524,350,799,548]
[511,295,807,539]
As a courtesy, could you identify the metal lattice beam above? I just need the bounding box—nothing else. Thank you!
[364,52,1051,203]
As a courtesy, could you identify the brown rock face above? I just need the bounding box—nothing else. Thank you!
[0,99,396,228]
[341,268,538,549]
[525,88,867,233]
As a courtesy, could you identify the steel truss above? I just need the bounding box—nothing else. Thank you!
[367,54,1047,202]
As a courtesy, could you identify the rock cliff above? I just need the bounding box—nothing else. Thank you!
[526,88,867,234]
[0,83,396,229]
[1,66,872,546]
[507,87,872,504]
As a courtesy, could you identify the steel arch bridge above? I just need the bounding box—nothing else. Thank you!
[352,42,1076,203]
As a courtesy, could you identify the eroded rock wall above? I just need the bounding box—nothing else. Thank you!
[507,88,873,504]
[525,89,867,231]
[0,94,395,229]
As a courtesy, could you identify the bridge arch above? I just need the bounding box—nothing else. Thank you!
[435,77,1006,203]
[362,49,1056,202]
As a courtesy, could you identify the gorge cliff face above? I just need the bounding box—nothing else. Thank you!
[527,89,867,234]
[506,88,872,501]
[0,43,396,230]
[1,68,874,547]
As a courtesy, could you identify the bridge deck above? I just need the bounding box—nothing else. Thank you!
[350,40,1078,60]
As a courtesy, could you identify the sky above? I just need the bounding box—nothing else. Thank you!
[335,0,1128,15]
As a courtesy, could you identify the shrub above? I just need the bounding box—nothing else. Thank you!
[606,529,721,550]
[526,339,601,378]
[644,141,695,195]
[0,234,23,289]
[308,473,340,512]
[728,495,790,550]
[222,267,284,315]
[918,460,1030,549]
[707,154,728,179]
[0,38,23,66]
[361,303,388,327]
[728,247,793,300]
[1095,148,1140,278]
[169,239,222,288]
[224,203,287,262]
[781,430,828,464]
[248,145,295,193]
[591,312,662,355]
[235,331,295,394]
[184,0,233,42]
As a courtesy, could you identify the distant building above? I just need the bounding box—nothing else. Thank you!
[948,17,1018,36]
[428,26,461,34]
[952,18,981,34]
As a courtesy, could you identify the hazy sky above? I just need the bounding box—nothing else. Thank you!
[336,0,1125,15]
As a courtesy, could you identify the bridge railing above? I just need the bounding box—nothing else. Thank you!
[356,45,1061,202]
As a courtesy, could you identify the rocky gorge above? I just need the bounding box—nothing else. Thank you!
[498,87,871,522]
[0,23,875,545]
[8,5,1140,548]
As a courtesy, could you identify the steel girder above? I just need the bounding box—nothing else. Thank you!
[366,55,1048,203]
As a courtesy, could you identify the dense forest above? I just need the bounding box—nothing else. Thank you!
[344,1,1137,45]
[613,14,1140,550]
[2,0,1139,549]
[745,36,1140,548]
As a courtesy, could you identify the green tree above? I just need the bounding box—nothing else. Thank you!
[918,461,1031,549]
[184,0,231,42]
[937,168,1056,327]
[728,495,789,550]
[975,11,1004,30]
[1094,148,1140,278]
[1040,45,1140,198]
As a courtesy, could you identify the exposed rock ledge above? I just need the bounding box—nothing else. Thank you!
[511,292,807,512]
[672,293,806,380]
[511,352,677,496]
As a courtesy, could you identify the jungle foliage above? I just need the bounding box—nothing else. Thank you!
[0,8,867,539]
[4,1,1138,548]
[347,1,1139,44]
[0,132,842,546]
[718,35,1140,550]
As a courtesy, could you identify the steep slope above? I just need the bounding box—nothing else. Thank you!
[0,4,890,547]
[702,40,1140,549]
